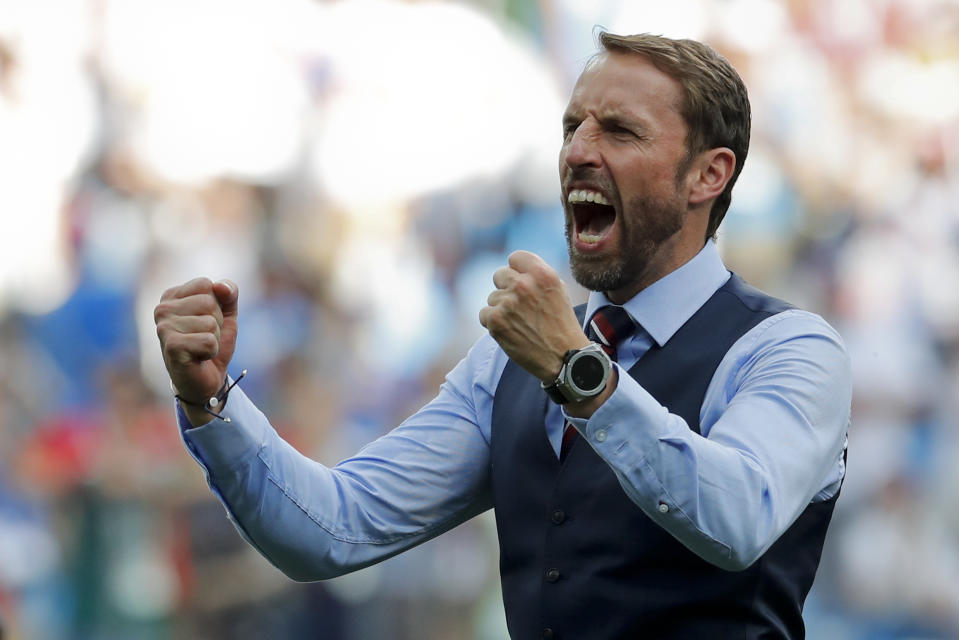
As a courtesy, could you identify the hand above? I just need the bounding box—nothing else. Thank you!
[154,278,239,426]
[479,251,590,382]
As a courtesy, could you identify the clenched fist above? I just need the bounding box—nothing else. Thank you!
[154,277,239,426]
[479,250,590,382]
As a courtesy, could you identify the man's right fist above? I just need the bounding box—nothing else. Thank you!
[154,277,239,426]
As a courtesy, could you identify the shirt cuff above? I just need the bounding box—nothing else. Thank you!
[562,362,671,450]
[178,386,267,474]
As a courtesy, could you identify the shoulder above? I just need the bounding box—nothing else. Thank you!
[715,273,794,317]
[731,307,850,385]
[709,273,849,384]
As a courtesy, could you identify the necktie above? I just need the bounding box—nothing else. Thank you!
[559,305,634,461]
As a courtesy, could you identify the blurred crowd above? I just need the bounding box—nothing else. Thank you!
[1,0,958,638]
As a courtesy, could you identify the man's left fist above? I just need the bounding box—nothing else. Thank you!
[479,250,590,382]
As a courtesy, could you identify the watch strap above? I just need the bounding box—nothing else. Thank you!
[541,348,585,405]
[541,380,570,404]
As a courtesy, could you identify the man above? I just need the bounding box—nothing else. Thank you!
[155,33,850,638]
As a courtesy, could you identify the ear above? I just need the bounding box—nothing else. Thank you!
[686,147,736,207]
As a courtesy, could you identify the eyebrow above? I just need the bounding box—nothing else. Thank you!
[562,107,650,133]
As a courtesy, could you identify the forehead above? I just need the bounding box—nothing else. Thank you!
[565,52,685,126]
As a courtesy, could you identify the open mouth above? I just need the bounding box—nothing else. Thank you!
[568,189,616,247]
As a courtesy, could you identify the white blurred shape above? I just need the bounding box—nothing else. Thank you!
[859,53,959,125]
[0,518,60,587]
[331,228,450,376]
[84,197,150,290]
[714,0,789,53]
[814,0,881,50]
[109,546,178,618]
[101,0,311,184]
[752,37,853,181]
[311,0,564,209]
[610,0,708,40]
[727,147,787,219]
[0,0,97,313]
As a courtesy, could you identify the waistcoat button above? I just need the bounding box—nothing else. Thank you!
[543,628,555,639]
[545,568,561,583]
[551,509,566,524]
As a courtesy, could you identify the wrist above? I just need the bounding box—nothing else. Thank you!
[564,366,618,419]
[172,370,247,427]
[541,342,612,405]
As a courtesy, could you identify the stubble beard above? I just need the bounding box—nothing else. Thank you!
[565,192,685,294]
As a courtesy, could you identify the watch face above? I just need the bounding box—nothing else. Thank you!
[570,353,606,391]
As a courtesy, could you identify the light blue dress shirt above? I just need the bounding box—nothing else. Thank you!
[179,241,851,578]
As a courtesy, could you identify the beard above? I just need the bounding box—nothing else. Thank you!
[565,192,685,293]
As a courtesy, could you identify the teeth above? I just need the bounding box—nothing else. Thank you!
[578,231,603,244]
[567,189,610,206]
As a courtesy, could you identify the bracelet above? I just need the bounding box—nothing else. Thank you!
[174,369,247,424]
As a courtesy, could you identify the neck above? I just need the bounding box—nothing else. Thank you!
[605,234,707,304]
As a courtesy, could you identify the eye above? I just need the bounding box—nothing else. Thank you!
[600,118,640,139]
[562,121,579,140]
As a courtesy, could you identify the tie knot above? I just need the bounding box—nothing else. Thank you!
[587,306,634,359]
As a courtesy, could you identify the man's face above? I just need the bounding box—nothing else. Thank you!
[559,52,693,300]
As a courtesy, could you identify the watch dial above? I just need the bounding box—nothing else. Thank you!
[571,355,604,390]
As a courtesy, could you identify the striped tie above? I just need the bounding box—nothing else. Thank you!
[560,305,634,461]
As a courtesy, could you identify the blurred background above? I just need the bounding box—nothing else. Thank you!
[1,0,958,638]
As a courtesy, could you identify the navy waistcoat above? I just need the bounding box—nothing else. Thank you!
[489,274,838,639]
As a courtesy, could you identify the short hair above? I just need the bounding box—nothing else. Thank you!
[598,32,751,240]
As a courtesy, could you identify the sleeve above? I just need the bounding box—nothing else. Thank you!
[564,309,851,571]
[179,335,503,581]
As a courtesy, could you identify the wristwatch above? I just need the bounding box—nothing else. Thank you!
[541,343,612,404]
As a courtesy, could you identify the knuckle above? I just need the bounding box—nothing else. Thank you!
[201,315,219,333]
[529,262,553,282]
[513,275,533,295]
[486,306,506,328]
[192,276,214,291]
[198,334,218,358]
[174,349,193,366]
[153,302,170,323]
[161,334,183,360]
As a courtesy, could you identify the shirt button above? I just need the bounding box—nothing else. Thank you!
[543,628,555,639]
[545,568,561,583]
[595,429,607,443]
[551,509,566,525]
[658,502,669,514]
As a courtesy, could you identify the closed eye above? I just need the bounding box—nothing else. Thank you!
[598,117,645,139]
[605,123,638,138]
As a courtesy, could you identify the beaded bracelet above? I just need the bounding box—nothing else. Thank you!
[174,370,247,424]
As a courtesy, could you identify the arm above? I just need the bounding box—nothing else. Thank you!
[565,310,851,570]
[180,357,495,580]
[156,278,498,581]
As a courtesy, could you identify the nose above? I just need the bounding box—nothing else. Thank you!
[562,119,602,170]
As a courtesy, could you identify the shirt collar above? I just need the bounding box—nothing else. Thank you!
[583,241,731,347]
